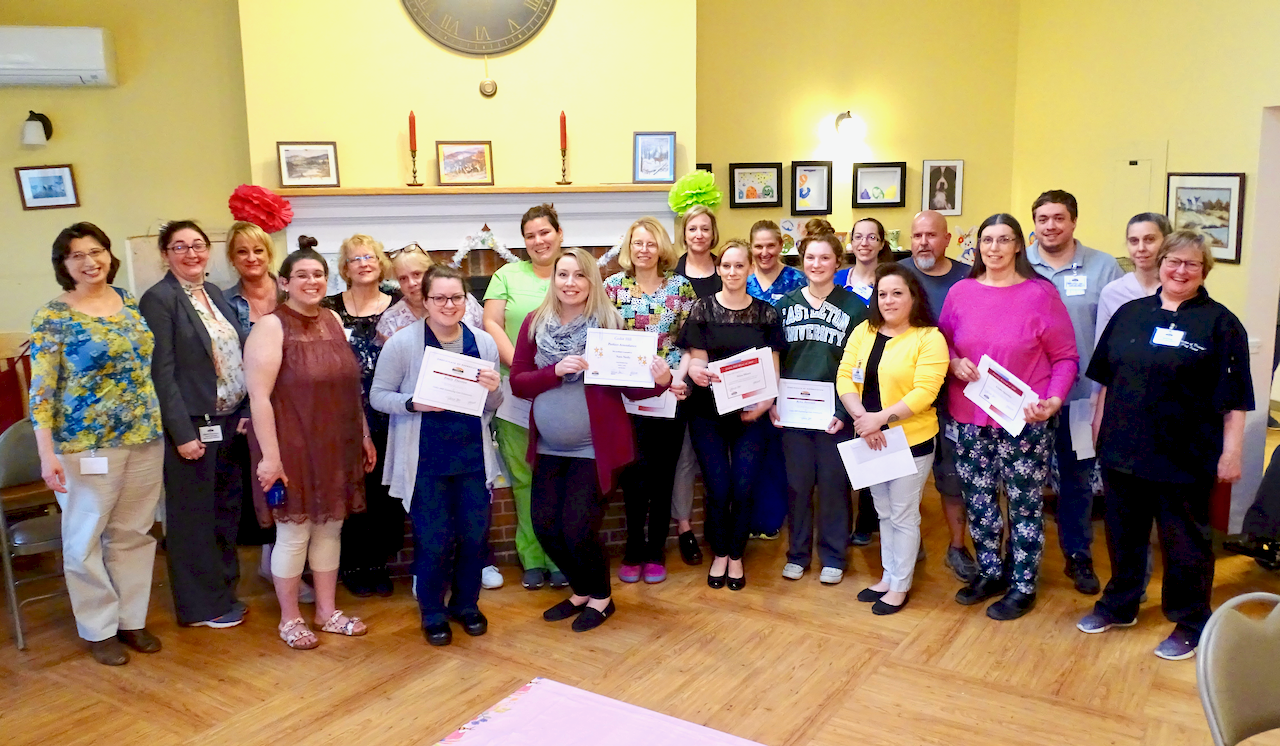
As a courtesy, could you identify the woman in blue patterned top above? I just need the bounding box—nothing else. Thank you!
[29,222,165,666]
[604,217,697,584]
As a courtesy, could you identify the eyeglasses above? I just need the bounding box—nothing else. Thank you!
[168,241,209,255]
[1163,258,1204,272]
[345,253,377,265]
[67,247,109,264]
[428,294,468,306]
[289,271,326,281]
[630,241,658,251]
[979,236,1018,246]
[387,243,428,259]
[850,233,882,244]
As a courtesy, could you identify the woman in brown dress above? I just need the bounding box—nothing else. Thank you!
[244,247,377,649]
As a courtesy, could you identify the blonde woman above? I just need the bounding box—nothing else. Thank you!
[377,244,484,343]
[512,248,671,631]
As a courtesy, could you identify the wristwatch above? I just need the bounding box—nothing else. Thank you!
[405,397,415,412]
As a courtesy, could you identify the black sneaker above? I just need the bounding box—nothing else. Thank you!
[955,575,1008,606]
[944,546,979,583]
[849,531,874,547]
[1064,553,1101,595]
[342,568,376,598]
[678,531,703,565]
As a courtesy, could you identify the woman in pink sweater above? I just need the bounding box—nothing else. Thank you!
[938,213,1078,621]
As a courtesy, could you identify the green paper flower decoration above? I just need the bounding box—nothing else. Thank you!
[668,169,722,215]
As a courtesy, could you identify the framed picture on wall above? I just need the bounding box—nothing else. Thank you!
[14,164,79,210]
[729,162,783,208]
[696,162,713,173]
[277,141,340,188]
[853,162,906,208]
[921,159,963,215]
[633,132,677,183]
[791,160,833,216]
[1166,172,1245,264]
[436,141,495,186]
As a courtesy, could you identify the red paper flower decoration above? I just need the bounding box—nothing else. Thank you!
[228,184,294,234]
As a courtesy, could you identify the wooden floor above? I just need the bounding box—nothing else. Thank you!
[5,485,1280,746]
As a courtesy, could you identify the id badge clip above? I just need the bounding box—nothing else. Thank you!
[81,448,108,475]
[1064,273,1087,297]
[198,415,223,443]
[1151,325,1185,348]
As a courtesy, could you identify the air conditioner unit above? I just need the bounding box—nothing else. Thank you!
[0,27,116,87]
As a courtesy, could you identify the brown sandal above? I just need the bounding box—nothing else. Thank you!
[279,618,319,649]
[317,609,367,637]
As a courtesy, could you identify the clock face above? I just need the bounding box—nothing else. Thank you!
[403,0,556,55]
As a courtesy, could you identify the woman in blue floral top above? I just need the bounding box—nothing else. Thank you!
[604,217,697,583]
[29,222,165,666]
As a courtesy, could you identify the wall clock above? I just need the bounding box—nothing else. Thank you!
[402,0,556,55]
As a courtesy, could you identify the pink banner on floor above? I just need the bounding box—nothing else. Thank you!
[437,678,764,745]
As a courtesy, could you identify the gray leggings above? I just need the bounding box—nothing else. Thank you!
[671,429,699,521]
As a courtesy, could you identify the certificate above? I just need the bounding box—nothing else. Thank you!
[776,379,835,430]
[837,426,918,490]
[962,354,1036,436]
[709,347,779,415]
[494,375,531,428]
[585,328,658,387]
[412,347,495,417]
[1068,397,1095,459]
[622,390,678,419]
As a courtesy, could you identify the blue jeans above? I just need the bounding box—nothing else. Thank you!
[689,414,771,559]
[1054,403,1097,559]
[410,470,488,627]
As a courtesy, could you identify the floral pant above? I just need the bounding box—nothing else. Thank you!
[953,421,1052,594]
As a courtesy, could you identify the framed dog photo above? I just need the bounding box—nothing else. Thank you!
[729,162,783,209]
[437,141,495,186]
[853,162,906,208]
[791,161,832,216]
[634,132,677,183]
[922,159,963,215]
[277,141,340,188]
[15,164,79,210]
[1166,172,1245,264]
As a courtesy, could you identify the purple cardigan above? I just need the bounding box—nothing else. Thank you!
[510,315,668,494]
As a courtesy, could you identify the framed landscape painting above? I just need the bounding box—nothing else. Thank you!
[634,132,676,183]
[437,141,495,186]
[277,142,340,188]
[1166,172,1245,264]
[15,164,79,209]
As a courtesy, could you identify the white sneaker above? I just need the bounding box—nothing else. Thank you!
[819,567,844,585]
[782,562,805,580]
[481,565,504,590]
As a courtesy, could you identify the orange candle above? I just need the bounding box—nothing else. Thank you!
[560,111,566,150]
[409,111,417,152]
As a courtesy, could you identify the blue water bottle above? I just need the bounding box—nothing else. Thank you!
[267,479,286,508]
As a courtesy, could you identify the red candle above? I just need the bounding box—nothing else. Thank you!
[409,111,417,152]
[560,111,566,150]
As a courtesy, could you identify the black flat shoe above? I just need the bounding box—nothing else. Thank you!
[424,622,452,646]
[679,531,704,566]
[986,590,1037,621]
[372,566,395,597]
[543,598,586,622]
[707,569,727,589]
[872,594,909,615]
[450,609,488,636]
[572,600,615,632]
[727,571,746,591]
[857,588,887,603]
[342,568,376,598]
[955,575,1008,606]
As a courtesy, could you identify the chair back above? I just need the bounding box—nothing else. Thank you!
[1198,592,1280,745]
[0,419,41,490]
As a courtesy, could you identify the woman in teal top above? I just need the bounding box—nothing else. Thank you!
[29,222,165,666]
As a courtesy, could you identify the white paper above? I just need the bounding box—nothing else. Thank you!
[585,328,658,387]
[837,427,918,490]
[1069,398,1095,459]
[622,389,678,419]
[776,379,835,430]
[413,347,495,417]
[709,347,779,415]
[962,354,1036,436]
[495,375,531,428]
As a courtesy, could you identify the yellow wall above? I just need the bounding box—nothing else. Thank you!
[237,0,697,190]
[696,0,1020,249]
[0,1,250,331]
[1011,0,1280,315]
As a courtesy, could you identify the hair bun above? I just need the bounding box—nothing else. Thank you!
[297,235,319,251]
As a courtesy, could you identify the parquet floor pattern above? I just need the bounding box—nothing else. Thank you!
[4,484,1280,746]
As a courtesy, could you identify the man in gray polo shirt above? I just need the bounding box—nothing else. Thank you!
[1027,189,1123,596]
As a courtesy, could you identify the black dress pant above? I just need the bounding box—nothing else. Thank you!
[164,413,242,625]
[621,414,682,565]
[340,416,405,572]
[854,487,878,535]
[1095,468,1215,633]
[689,414,770,560]
[783,429,851,569]
[532,455,611,599]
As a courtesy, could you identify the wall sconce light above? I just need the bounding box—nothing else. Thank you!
[834,111,852,133]
[22,111,52,147]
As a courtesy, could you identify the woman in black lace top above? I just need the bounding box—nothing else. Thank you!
[678,240,787,591]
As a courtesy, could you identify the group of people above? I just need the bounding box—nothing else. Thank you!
[28,189,1250,665]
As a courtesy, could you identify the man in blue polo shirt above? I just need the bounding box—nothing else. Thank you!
[1026,190,1124,596]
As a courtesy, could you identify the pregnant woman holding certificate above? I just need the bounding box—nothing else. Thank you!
[680,240,788,591]
[511,248,672,632]
[835,264,949,614]
[938,214,1078,621]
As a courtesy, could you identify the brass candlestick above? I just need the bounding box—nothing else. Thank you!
[407,149,423,186]
[556,148,571,185]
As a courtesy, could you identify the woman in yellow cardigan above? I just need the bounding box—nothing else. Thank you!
[836,264,949,614]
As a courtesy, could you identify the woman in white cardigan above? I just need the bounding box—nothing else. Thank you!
[370,266,502,646]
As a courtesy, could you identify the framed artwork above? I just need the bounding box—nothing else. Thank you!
[696,162,713,173]
[921,159,963,215]
[436,141,495,186]
[633,132,676,183]
[791,161,833,216]
[729,162,783,208]
[853,162,906,208]
[1166,172,1245,264]
[276,141,340,188]
[15,164,79,210]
